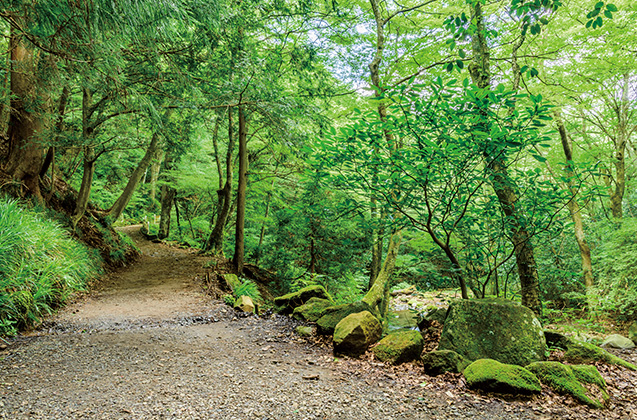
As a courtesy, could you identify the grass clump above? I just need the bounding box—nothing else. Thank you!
[0,198,102,335]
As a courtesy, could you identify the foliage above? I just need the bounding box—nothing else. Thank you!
[0,197,102,335]
[234,279,261,303]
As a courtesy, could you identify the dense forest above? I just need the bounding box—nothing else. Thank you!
[1,0,636,334]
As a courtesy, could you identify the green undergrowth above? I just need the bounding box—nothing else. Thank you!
[0,197,102,336]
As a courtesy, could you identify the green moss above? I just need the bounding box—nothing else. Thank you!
[316,301,373,335]
[422,350,470,376]
[292,297,333,322]
[333,311,382,357]
[295,326,314,337]
[372,330,424,365]
[526,361,608,408]
[439,299,546,366]
[273,285,332,314]
[463,359,541,395]
[565,340,637,371]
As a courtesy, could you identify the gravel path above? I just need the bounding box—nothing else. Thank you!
[0,227,635,419]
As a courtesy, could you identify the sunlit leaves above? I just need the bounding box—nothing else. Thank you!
[586,2,618,28]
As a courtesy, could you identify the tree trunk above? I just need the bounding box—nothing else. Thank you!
[255,179,275,266]
[205,107,235,254]
[609,73,630,219]
[469,2,541,315]
[71,145,96,227]
[4,26,47,201]
[555,113,594,290]
[362,231,402,319]
[233,105,248,274]
[107,108,173,222]
[158,184,176,239]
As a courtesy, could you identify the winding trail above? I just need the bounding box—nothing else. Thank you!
[0,227,633,419]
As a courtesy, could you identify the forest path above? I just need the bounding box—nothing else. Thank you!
[0,227,631,419]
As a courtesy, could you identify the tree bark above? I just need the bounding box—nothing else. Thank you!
[555,113,594,290]
[107,109,173,222]
[609,73,630,219]
[4,25,48,201]
[158,184,176,239]
[469,2,541,315]
[233,105,248,273]
[362,231,402,319]
[205,107,235,254]
[71,87,96,227]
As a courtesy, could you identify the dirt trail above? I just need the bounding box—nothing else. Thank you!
[0,228,634,419]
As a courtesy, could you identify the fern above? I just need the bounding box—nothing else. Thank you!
[234,279,261,303]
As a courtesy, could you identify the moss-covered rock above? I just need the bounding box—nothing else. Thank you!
[544,329,573,350]
[600,334,635,349]
[316,301,373,335]
[295,326,314,337]
[565,340,637,370]
[292,297,334,322]
[234,295,255,313]
[333,311,382,357]
[463,359,541,395]
[438,299,546,366]
[526,361,608,408]
[273,285,332,314]
[372,330,424,364]
[422,350,469,376]
[418,307,448,328]
[222,273,241,292]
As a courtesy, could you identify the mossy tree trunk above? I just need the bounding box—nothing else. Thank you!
[362,230,402,321]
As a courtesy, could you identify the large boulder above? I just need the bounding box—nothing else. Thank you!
[463,359,541,395]
[526,361,608,408]
[438,299,546,366]
[600,334,635,349]
[316,301,373,335]
[333,311,382,357]
[372,330,424,364]
[292,297,334,322]
[629,322,637,345]
[273,285,332,314]
[422,350,469,376]
[234,295,255,313]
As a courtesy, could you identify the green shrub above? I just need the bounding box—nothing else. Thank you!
[0,198,102,335]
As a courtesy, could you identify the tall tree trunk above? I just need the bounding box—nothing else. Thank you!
[4,25,47,201]
[609,73,630,219]
[71,87,96,227]
[469,2,541,314]
[205,107,235,254]
[107,109,172,222]
[148,149,164,205]
[233,105,248,273]
[158,184,176,239]
[555,113,594,290]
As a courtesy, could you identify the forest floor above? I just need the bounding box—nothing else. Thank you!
[0,226,636,420]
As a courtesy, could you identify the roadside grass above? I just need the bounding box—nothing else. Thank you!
[0,197,102,336]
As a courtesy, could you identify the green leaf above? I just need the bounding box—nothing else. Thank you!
[604,10,612,18]
[606,4,618,12]
[594,1,604,9]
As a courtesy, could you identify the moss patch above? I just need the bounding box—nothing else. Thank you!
[463,359,541,395]
[372,330,424,365]
[292,297,334,322]
[565,340,637,371]
[526,361,608,408]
